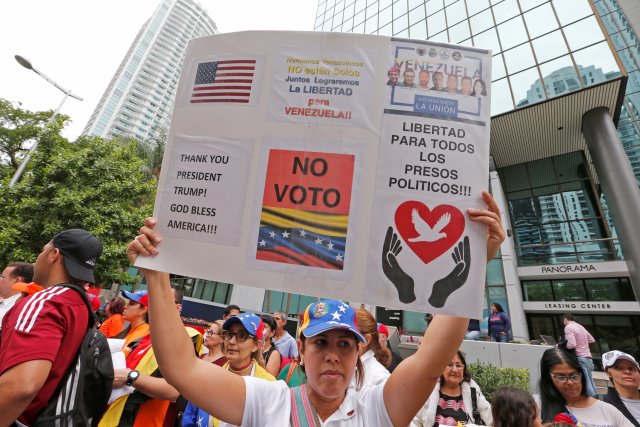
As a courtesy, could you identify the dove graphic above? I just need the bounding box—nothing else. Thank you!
[408,208,450,242]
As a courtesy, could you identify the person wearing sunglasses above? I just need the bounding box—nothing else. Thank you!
[411,350,492,426]
[185,313,275,427]
[602,351,640,426]
[126,193,505,427]
[540,348,633,426]
[220,313,274,380]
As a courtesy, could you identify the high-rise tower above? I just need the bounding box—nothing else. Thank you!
[83,0,216,141]
[307,0,640,356]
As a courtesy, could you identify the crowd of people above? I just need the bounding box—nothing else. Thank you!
[0,192,639,426]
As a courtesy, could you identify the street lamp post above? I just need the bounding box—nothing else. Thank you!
[9,55,83,187]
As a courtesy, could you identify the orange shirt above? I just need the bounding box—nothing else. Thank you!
[99,313,125,338]
[122,322,150,357]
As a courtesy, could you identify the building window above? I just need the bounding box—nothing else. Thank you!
[499,152,618,266]
[526,313,640,369]
[522,277,634,302]
[170,275,232,305]
[263,290,317,316]
[523,280,554,301]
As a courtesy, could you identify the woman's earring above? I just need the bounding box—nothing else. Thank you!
[299,359,304,367]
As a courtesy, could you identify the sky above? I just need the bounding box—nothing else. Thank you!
[0,0,318,140]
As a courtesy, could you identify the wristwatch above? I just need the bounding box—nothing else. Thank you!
[125,369,140,386]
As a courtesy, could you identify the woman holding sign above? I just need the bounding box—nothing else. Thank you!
[127,191,505,426]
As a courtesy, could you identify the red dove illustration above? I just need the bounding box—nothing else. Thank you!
[408,209,450,242]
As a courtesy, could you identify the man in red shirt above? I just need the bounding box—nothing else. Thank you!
[0,229,102,426]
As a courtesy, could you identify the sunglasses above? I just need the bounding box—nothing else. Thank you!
[222,330,255,342]
[205,329,221,337]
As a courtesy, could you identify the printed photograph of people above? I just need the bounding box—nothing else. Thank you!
[431,71,445,91]
[418,69,430,90]
[460,76,473,96]
[446,73,460,95]
[472,78,487,96]
[387,66,400,86]
[402,68,416,88]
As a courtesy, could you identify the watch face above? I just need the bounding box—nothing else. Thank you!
[127,370,139,385]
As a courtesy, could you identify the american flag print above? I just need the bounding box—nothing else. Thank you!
[190,58,257,104]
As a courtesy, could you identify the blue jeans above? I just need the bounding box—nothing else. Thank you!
[578,356,597,396]
[465,331,480,340]
[491,332,508,343]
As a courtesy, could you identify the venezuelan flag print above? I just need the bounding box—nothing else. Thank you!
[256,149,355,271]
[257,207,347,269]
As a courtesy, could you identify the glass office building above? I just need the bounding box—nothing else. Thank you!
[83,0,217,142]
[154,0,640,362]
[308,0,640,359]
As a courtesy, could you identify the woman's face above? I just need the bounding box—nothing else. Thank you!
[122,300,146,322]
[550,361,583,401]
[608,359,640,391]
[223,323,259,365]
[443,354,465,387]
[263,323,275,341]
[491,304,498,313]
[302,329,359,400]
[204,323,222,350]
[475,80,483,93]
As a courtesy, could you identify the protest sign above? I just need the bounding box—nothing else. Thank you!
[137,31,492,317]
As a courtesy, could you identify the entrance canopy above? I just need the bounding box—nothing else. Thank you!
[490,77,627,182]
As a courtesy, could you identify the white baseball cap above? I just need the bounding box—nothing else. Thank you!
[602,350,640,370]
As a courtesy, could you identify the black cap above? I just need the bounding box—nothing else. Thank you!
[52,229,103,284]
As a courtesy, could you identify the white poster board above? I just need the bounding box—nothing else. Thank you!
[137,31,492,317]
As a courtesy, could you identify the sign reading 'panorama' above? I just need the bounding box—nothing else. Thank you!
[136,31,492,317]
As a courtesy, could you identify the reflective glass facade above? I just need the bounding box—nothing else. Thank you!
[314,0,622,115]
[499,152,619,265]
[523,277,635,301]
[593,0,640,185]
[311,0,639,340]
[313,0,632,268]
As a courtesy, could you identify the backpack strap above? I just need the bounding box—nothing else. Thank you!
[285,361,298,384]
[470,387,486,425]
[289,384,321,427]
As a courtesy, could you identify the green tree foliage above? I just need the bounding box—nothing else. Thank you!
[468,361,530,402]
[135,133,166,180]
[0,115,156,286]
[0,98,65,172]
